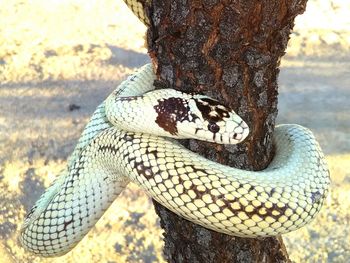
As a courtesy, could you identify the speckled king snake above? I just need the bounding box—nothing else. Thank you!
[19,0,330,257]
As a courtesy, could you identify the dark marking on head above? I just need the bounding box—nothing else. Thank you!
[194,98,231,123]
[216,107,230,118]
[200,98,221,106]
[154,97,196,135]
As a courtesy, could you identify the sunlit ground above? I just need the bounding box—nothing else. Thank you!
[0,0,349,262]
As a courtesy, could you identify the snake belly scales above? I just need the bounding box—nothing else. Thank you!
[19,0,331,258]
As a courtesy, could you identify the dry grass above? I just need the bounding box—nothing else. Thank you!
[0,0,349,262]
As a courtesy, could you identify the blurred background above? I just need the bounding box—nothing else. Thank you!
[0,0,349,262]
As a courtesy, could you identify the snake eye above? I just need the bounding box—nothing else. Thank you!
[208,122,220,133]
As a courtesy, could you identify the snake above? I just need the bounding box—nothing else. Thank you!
[19,0,330,258]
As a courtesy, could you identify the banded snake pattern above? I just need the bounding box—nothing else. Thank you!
[19,0,330,257]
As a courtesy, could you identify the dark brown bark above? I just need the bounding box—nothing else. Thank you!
[144,0,308,262]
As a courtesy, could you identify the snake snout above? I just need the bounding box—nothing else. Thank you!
[222,114,249,144]
[230,121,249,143]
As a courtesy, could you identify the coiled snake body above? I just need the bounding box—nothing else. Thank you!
[19,1,330,258]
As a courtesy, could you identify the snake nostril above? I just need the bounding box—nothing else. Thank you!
[233,133,238,139]
[208,122,220,133]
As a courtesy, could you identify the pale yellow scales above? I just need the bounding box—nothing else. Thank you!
[19,1,330,258]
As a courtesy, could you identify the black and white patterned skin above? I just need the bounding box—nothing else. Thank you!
[18,0,331,257]
[19,64,330,257]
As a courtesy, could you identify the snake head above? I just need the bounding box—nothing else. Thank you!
[177,96,249,144]
[107,87,249,144]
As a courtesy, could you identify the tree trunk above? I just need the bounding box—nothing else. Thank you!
[144,0,308,262]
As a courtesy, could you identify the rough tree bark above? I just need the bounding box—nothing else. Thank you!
[144,0,308,262]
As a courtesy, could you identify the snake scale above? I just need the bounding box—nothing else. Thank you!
[19,0,330,258]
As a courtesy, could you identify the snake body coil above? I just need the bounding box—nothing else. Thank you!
[19,1,330,258]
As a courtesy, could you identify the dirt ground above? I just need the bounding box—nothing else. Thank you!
[0,0,349,262]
